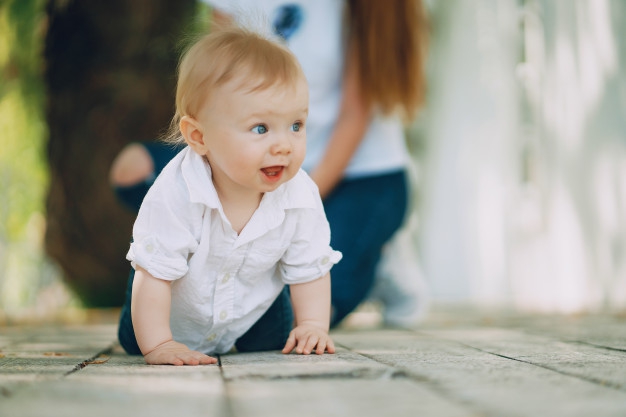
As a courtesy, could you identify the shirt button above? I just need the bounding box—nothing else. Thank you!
[219,310,228,321]
[206,333,217,342]
[221,273,231,284]
[145,243,155,253]
[320,256,329,265]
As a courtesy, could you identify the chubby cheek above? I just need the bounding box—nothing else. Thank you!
[208,144,251,176]
[228,147,264,175]
[292,143,307,168]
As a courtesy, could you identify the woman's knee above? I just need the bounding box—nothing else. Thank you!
[109,143,155,187]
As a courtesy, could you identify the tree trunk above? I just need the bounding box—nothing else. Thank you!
[43,0,196,306]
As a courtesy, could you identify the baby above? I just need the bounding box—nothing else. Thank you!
[117,25,341,365]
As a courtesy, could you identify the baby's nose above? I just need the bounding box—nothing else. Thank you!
[271,133,292,154]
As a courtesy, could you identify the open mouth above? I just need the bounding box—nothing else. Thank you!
[261,166,285,181]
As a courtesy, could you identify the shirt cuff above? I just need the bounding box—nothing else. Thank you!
[126,236,188,281]
[280,249,342,285]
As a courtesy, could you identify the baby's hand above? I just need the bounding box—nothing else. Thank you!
[143,340,217,366]
[282,323,336,355]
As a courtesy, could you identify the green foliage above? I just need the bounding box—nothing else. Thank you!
[0,0,210,313]
[0,0,60,315]
[0,0,47,242]
[172,1,214,57]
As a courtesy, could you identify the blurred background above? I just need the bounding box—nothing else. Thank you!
[1,0,625,323]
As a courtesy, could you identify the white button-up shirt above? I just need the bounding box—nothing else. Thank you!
[127,148,341,354]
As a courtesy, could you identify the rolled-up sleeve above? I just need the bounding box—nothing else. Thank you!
[126,185,202,281]
[279,201,342,285]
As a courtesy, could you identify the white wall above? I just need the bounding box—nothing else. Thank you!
[416,0,626,313]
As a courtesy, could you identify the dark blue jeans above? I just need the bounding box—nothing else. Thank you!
[118,268,294,355]
[325,170,408,327]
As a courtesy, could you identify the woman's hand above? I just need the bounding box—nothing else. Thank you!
[144,340,217,366]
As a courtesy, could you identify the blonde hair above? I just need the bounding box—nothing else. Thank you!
[163,25,304,144]
[346,0,428,122]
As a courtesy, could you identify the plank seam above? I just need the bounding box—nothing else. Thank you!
[64,345,114,376]
[217,354,237,417]
[460,343,626,392]
[335,342,495,417]
[570,341,626,354]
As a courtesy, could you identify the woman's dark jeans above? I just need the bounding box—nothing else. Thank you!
[324,170,408,327]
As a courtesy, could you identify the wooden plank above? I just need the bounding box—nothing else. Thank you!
[0,325,115,396]
[0,379,227,417]
[334,329,626,417]
[219,347,390,380]
[2,315,625,417]
[0,324,117,356]
[420,308,626,351]
[502,315,626,351]
[226,379,472,417]
[220,348,473,417]
[0,348,228,417]
[424,327,626,390]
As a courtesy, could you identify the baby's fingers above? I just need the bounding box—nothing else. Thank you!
[198,354,218,365]
[315,337,335,355]
[315,338,327,355]
[325,338,336,354]
[282,331,297,354]
[178,351,217,366]
[297,334,320,355]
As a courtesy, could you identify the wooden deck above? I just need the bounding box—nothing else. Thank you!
[1,307,625,416]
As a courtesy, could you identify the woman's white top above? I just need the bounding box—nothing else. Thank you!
[127,148,341,354]
[205,0,409,178]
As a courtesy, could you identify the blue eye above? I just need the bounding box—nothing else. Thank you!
[291,122,302,132]
[252,124,268,134]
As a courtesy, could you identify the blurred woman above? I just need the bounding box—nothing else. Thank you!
[110,0,428,327]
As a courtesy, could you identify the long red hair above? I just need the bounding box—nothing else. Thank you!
[346,0,428,121]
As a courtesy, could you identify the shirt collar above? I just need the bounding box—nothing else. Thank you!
[181,148,319,246]
[181,148,221,208]
[181,147,318,211]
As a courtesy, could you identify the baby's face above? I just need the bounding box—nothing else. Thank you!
[195,75,309,197]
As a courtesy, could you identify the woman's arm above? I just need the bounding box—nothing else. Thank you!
[309,42,372,199]
[131,266,216,365]
[282,272,335,355]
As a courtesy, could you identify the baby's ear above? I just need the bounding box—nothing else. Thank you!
[180,116,207,155]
